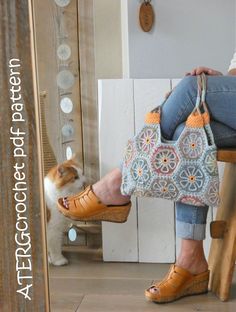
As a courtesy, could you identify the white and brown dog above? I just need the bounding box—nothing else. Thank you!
[44,156,85,266]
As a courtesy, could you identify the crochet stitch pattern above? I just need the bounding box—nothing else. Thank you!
[121,74,220,207]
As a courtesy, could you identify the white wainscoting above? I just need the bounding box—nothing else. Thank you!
[98,78,222,263]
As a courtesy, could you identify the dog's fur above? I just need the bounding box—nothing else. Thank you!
[44,156,85,266]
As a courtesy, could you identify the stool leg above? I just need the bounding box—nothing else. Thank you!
[208,163,236,301]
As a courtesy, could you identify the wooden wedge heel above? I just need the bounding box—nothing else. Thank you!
[145,264,209,303]
[57,185,131,223]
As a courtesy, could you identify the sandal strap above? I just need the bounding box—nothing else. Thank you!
[67,185,97,202]
[148,264,206,291]
[67,185,107,215]
[64,186,131,216]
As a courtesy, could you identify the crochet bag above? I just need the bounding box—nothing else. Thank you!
[120,74,220,207]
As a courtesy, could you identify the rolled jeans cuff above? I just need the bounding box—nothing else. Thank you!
[176,220,206,240]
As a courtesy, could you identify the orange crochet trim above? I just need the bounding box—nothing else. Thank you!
[145,112,160,124]
[202,112,210,125]
[186,113,204,128]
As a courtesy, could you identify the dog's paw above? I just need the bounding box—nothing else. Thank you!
[49,255,69,266]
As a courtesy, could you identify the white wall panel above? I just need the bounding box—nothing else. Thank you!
[98,79,139,261]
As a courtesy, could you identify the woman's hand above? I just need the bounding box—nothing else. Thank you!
[165,66,224,100]
[185,67,223,76]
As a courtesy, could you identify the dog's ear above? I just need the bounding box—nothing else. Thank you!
[71,152,80,164]
[57,164,66,177]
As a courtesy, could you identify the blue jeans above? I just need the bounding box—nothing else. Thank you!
[161,75,236,240]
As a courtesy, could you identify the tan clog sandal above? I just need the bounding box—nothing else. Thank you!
[57,185,131,223]
[145,264,209,303]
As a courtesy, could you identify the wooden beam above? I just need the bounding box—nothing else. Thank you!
[0,0,50,310]
[78,0,99,184]
[33,0,84,167]
[208,163,236,301]
[217,149,236,163]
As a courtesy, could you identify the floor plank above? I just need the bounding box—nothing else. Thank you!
[76,292,236,312]
[49,247,236,312]
[50,292,83,312]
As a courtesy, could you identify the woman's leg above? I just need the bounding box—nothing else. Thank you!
[85,75,236,301]
[62,76,236,227]
[175,199,209,275]
[176,239,208,274]
[92,168,130,205]
[148,76,236,297]
[173,121,236,252]
[74,76,236,209]
[161,75,236,138]
[159,76,236,277]
[91,76,236,209]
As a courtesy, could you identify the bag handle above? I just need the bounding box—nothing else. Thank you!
[193,74,207,112]
[186,73,211,128]
[191,74,215,145]
[196,73,209,115]
[199,74,216,145]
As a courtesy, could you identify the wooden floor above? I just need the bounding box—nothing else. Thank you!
[49,246,236,312]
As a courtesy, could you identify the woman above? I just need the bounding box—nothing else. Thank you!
[58,51,236,303]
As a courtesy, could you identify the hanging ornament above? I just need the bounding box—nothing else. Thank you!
[56,70,75,89]
[57,44,71,61]
[54,0,70,8]
[139,0,154,32]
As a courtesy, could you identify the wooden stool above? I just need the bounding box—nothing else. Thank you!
[208,148,236,301]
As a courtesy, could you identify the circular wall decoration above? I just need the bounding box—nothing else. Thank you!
[68,227,77,242]
[61,124,74,137]
[57,44,71,61]
[66,146,73,160]
[57,70,75,89]
[60,97,73,114]
[54,0,71,7]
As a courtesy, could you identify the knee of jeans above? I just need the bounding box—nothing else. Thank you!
[181,75,197,86]
[172,122,185,140]
[176,75,197,94]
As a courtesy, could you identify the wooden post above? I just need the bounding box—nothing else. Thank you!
[33,0,84,167]
[0,1,50,311]
[208,162,236,301]
[78,0,99,184]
